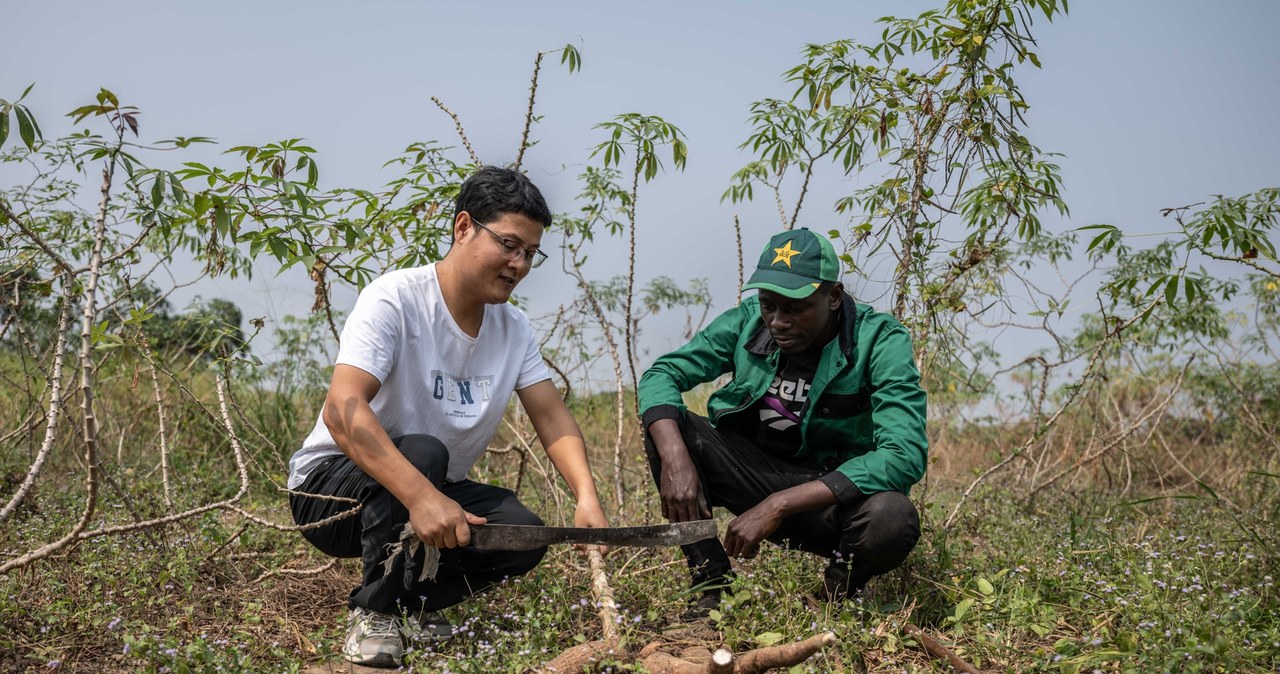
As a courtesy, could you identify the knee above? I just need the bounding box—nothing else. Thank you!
[486,505,545,575]
[505,506,545,528]
[854,492,920,554]
[510,545,548,577]
[395,434,450,485]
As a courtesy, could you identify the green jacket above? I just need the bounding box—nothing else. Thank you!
[638,293,928,502]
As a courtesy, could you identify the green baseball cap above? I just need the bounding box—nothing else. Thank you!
[741,228,840,299]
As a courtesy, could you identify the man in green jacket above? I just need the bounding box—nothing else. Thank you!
[638,228,927,615]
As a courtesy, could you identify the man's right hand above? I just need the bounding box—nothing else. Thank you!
[408,491,487,548]
[659,450,710,522]
[649,419,711,523]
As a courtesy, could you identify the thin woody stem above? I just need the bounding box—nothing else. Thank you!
[431,96,481,166]
[943,291,1166,530]
[0,128,123,573]
[734,214,744,303]
[623,154,641,414]
[0,293,72,525]
[514,50,547,170]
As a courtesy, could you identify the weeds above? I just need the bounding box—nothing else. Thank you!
[4,474,1275,672]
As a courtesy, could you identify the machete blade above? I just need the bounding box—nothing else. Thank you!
[468,519,717,551]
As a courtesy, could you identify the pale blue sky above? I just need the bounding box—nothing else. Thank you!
[3,1,1278,371]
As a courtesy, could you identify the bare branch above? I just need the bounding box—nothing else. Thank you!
[733,214,744,303]
[431,96,481,166]
[1026,358,1193,498]
[905,624,980,674]
[943,292,1166,530]
[0,199,75,276]
[514,50,547,170]
[0,293,72,524]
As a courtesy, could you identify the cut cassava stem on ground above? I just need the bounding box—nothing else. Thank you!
[732,631,837,673]
[635,646,734,673]
[535,638,624,673]
[587,547,619,642]
[535,549,835,673]
[905,623,980,674]
[635,649,708,673]
[707,648,734,674]
[631,632,835,673]
[531,547,624,673]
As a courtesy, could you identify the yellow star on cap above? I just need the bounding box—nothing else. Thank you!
[771,240,801,268]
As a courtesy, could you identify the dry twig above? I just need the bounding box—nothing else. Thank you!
[431,96,480,166]
[905,624,980,674]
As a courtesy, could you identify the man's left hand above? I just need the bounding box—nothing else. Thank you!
[723,498,783,558]
[573,498,611,556]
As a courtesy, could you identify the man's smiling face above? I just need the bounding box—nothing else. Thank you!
[456,211,544,305]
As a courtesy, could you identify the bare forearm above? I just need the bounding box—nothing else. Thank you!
[323,395,439,508]
[725,480,837,558]
[543,434,601,501]
[761,480,837,518]
[520,381,603,506]
[648,418,690,464]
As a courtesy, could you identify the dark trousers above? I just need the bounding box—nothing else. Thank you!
[289,434,546,615]
[645,413,920,595]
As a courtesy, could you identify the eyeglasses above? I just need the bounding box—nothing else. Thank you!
[470,218,548,269]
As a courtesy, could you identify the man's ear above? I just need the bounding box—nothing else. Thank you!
[828,282,844,310]
[453,211,473,241]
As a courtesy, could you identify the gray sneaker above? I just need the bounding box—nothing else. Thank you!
[342,606,403,667]
[402,610,455,643]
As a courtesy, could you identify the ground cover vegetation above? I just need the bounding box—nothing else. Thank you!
[2,0,1278,671]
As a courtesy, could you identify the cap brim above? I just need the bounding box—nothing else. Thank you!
[741,267,821,299]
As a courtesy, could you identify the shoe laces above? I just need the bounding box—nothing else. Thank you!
[357,608,400,640]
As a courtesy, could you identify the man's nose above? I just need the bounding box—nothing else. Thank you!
[507,254,530,272]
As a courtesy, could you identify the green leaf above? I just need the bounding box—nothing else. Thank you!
[214,204,230,235]
[97,88,119,108]
[151,174,164,205]
[25,104,45,141]
[0,111,8,147]
[754,632,785,647]
[168,173,184,204]
[67,105,104,123]
[976,577,994,595]
[14,106,37,149]
[1195,479,1220,502]
[560,44,581,73]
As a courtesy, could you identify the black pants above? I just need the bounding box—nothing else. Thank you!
[645,413,920,595]
[289,434,547,614]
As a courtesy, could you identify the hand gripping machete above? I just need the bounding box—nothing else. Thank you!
[398,519,717,587]
[468,519,718,551]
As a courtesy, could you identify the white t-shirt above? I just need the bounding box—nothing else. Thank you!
[287,263,551,489]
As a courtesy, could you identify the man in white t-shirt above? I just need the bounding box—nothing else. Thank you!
[288,166,608,668]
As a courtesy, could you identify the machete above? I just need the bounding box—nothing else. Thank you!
[467,519,717,551]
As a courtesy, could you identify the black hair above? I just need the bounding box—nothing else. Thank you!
[453,166,552,240]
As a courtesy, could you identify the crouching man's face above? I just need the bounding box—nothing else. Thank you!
[757,284,841,355]
[456,211,545,305]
